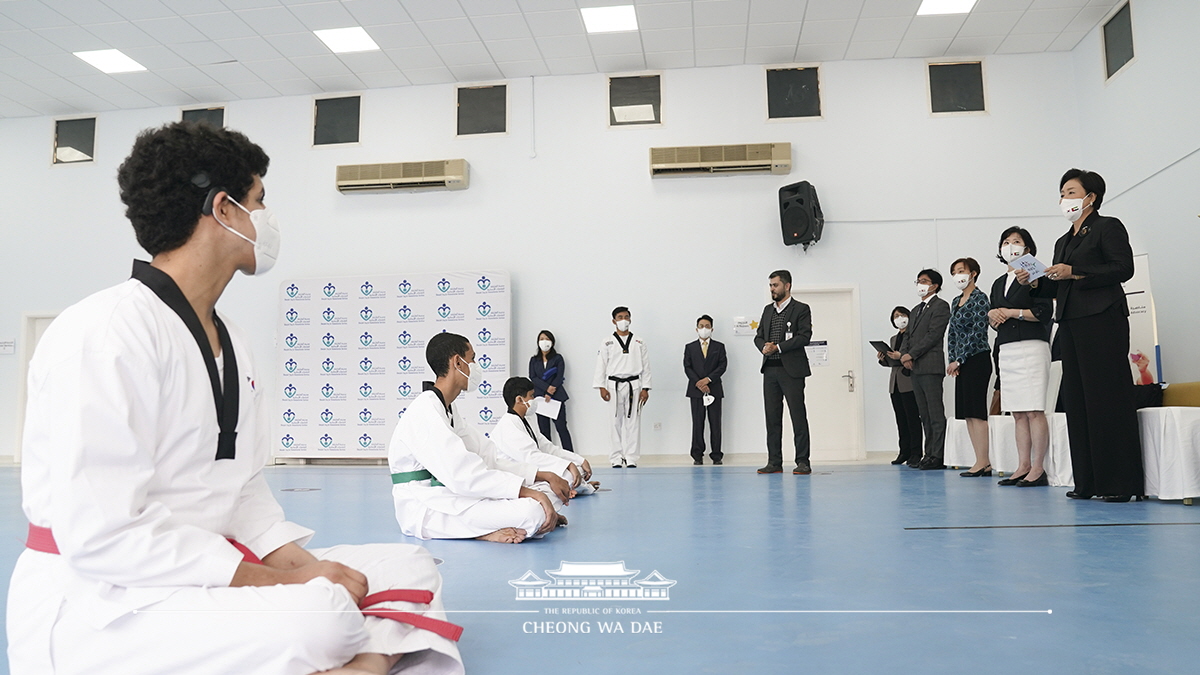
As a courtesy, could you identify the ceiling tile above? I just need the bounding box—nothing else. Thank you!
[311,73,365,91]
[894,37,952,57]
[226,80,279,98]
[745,44,798,63]
[497,59,549,77]
[0,99,39,117]
[0,78,51,99]
[595,53,646,73]
[169,40,236,66]
[343,0,413,26]
[269,78,323,96]
[263,32,330,58]
[1009,8,1079,34]
[27,77,93,98]
[165,0,227,14]
[433,41,492,66]
[367,23,427,49]
[903,14,967,39]
[104,0,176,22]
[588,31,644,55]
[804,0,865,21]
[234,6,309,35]
[641,27,692,52]
[800,20,856,44]
[243,58,307,80]
[33,25,110,51]
[133,17,207,43]
[645,49,694,69]
[400,0,466,21]
[111,70,175,90]
[179,84,235,102]
[845,39,899,59]
[793,42,846,61]
[852,16,911,42]
[197,61,262,84]
[121,44,190,69]
[0,1,71,29]
[290,53,352,78]
[0,15,20,31]
[695,24,746,49]
[516,0,577,11]
[0,56,55,79]
[83,21,159,48]
[524,10,584,37]
[154,66,218,88]
[401,65,455,84]
[45,1,124,25]
[215,36,283,62]
[1047,29,1086,51]
[1029,0,1089,8]
[384,45,444,69]
[336,49,397,72]
[748,0,808,23]
[462,0,523,16]
[286,2,359,31]
[139,89,197,106]
[184,11,259,41]
[417,18,480,45]
[25,98,83,115]
[637,2,693,30]
[693,0,749,26]
[957,11,1023,37]
[996,32,1057,52]
[358,69,411,87]
[1065,5,1110,32]
[695,47,743,66]
[543,56,594,75]
[33,52,102,77]
[747,22,801,47]
[860,0,922,18]
[220,0,288,8]
[483,38,541,62]
[974,0,1036,10]
[2,29,63,57]
[469,13,532,41]
[944,35,1005,55]
[447,63,502,81]
[68,73,138,96]
[535,34,591,58]
[100,89,156,108]
[59,94,121,111]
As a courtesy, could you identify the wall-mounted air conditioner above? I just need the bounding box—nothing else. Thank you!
[336,159,469,193]
[649,143,791,177]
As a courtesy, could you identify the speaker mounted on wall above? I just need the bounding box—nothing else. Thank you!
[779,181,824,249]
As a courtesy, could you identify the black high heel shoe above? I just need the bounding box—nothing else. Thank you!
[997,472,1029,486]
[960,466,992,477]
[1017,472,1049,487]
[1065,490,1093,500]
[1102,494,1132,502]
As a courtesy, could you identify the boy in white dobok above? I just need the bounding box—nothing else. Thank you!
[388,333,575,544]
[7,122,463,675]
[593,306,653,468]
[492,377,598,496]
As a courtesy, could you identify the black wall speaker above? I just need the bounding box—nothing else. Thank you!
[779,181,824,249]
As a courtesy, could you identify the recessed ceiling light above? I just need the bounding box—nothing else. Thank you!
[917,0,978,16]
[314,26,380,54]
[581,5,638,34]
[73,49,146,74]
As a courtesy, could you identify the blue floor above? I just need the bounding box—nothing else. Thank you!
[2,464,1198,674]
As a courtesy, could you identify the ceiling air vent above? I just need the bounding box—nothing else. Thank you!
[335,159,469,193]
[649,143,790,177]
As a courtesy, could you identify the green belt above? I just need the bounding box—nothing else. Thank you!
[391,469,444,487]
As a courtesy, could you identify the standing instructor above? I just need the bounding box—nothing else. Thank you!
[754,270,813,475]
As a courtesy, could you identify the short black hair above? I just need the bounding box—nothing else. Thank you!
[891,306,910,321]
[950,257,981,280]
[697,314,713,327]
[426,332,470,378]
[503,376,535,409]
[612,306,630,319]
[918,268,942,292]
[770,270,792,285]
[1060,168,1106,211]
[997,226,1037,263]
[117,121,269,256]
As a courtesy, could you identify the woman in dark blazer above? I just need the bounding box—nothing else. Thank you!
[878,306,922,466]
[529,330,573,452]
[1020,168,1143,502]
[989,226,1053,488]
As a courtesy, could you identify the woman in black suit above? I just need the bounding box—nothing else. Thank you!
[529,330,574,451]
[877,306,922,466]
[1019,169,1143,502]
[989,227,1053,488]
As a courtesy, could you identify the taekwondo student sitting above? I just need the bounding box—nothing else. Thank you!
[6,121,463,675]
[492,377,598,495]
[387,333,575,544]
[594,306,653,468]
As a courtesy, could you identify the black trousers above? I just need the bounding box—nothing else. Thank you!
[1058,305,1144,496]
[535,402,574,452]
[763,365,809,466]
[689,397,723,461]
[890,390,923,462]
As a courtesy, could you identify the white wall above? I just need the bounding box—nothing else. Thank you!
[0,50,1087,460]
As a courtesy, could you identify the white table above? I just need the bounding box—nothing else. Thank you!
[945,414,1073,486]
[1138,407,1200,503]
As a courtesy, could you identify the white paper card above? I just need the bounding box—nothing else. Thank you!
[1011,253,1047,281]
[805,340,829,367]
[733,317,754,336]
[702,394,715,407]
[534,397,562,419]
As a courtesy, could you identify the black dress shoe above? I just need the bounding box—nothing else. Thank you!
[612,464,624,469]
[1066,490,1093,500]
[919,462,945,470]
[1102,494,1132,502]
[712,459,723,465]
[960,467,992,477]
[1017,472,1049,487]
[757,465,783,474]
[997,472,1029,486]
[793,462,812,475]
[906,460,922,468]
[626,464,636,469]
[891,455,906,465]
[693,458,703,466]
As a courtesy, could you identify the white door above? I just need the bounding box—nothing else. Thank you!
[781,288,865,461]
[15,314,57,463]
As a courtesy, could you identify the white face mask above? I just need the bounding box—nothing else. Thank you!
[1002,244,1026,263]
[697,327,712,340]
[1060,197,1089,223]
[615,319,631,332]
[216,197,281,276]
[893,316,909,330]
[518,398,535,417]
[952,273,971,290]
[456,356,483,391]
[538,339,553,352]
[916,283,931,299]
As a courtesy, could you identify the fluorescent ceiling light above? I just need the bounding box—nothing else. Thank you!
[581,5,638,34]
[917,0,978,16]
[73,49,146,74]
[314,26,380,54]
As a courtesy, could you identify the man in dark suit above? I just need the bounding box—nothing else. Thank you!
[754,270,813,475]
[684,314,728,465]
[900,269,951,470]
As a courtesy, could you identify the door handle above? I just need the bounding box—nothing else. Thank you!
[841,370,855,392]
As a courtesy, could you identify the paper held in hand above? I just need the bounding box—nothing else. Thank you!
[1011,253,1048,281]
[532,397,562,419]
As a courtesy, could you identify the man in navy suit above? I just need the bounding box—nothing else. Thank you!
[684,315,728,465]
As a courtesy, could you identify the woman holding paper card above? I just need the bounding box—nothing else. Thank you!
[988,227,1053,487]
[529,330,574,452]
[1018,169,1143,502]
[878,306,923,467]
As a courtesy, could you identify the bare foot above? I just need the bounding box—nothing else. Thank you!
[317,652,400,675]
[476,527,527,543]
[556,514,568,527]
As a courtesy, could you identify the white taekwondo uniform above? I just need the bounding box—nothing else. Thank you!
[491,412,596,495]
[593,332,653,466]
[388,387,563,540]
[7,263,462,675]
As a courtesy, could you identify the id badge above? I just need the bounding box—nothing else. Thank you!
[785,332,793,341]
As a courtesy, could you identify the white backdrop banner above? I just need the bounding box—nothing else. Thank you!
[1124,253,1160,384]
[274,271,511,459]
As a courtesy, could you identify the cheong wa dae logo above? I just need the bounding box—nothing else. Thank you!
[509,562,676,600]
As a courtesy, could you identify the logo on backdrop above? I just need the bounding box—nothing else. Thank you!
[478,327,492,343]
[360,307,373,321]
[398,306,412,321]
[477,275,491,291]
[478,354,493,370]
[438,304,451,319]
[478,302,491,317]
[478,380,493,396]
[286,308,299,323]
[398,356,412,372]
[360,332,373,346]
[437,278,451,293]
[282,409,296,424]
[285,359,298,373]
[324,283,336,298]
[359,434,372,448]
[281,434,294,448]
[287,284,299,298]
[478,407,494,422]
[360,281,373,296]
[397,331,412,346]
[285,333,299,348]
[509,562,676,601]
[320,409,334,423]
[398,280,411,294]
[322,383,335,398]
[360,408,372,423]
[283,383,298,399]
[398,382,413,398]
[320,434,333,448]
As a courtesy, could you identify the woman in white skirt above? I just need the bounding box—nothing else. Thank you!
[988,227,1054,487]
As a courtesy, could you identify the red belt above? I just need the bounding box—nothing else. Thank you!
[26,524,462,642]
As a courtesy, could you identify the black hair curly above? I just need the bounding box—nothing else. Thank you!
[117,121,269,256]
